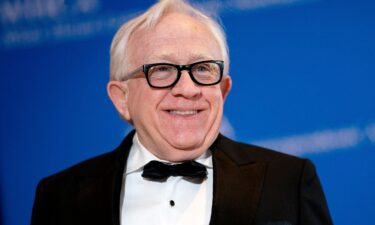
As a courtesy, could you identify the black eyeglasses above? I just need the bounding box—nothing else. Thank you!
[123,60,224,88]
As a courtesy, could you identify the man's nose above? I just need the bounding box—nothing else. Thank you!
[170,71,201,98]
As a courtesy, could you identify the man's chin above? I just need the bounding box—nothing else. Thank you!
[160,140,207,160]
[166,135,205,150]
[161,148,206,162]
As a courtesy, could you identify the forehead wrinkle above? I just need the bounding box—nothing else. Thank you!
[142,38,219,64]
[146,52,216,64]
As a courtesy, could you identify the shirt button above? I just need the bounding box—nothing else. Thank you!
[170,200,175,207]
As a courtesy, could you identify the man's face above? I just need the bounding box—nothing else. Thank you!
[109,13,231,161]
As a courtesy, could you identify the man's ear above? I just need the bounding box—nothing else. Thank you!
[220,75,232,100]
[107,81,132,122]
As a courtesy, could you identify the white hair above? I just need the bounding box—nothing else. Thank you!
[109,0,229,81]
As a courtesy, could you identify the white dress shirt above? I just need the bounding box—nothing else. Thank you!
[120,134,213,225]
[120,133,213,225]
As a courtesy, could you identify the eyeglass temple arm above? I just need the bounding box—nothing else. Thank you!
[121,66,144,81]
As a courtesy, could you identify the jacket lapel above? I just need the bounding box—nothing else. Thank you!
[210,134,266,225]
[73,131,134,225]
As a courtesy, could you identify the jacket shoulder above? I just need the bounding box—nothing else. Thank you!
[37,150,119,193]
[214,134,304,164]
[40,131,134,185]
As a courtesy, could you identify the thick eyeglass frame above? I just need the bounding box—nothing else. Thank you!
[123,60,224,88]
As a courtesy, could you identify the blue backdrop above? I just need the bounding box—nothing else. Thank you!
[1,0,374,224]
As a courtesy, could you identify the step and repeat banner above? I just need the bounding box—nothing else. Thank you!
[1,0,374,224]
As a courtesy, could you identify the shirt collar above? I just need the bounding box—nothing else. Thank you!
[125,133,213,175]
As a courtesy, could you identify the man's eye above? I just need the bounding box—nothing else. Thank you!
[149,65,176,80]
[196,65,210,72]
[154,66,173,72]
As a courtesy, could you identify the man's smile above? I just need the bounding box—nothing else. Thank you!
[168,110,200,116]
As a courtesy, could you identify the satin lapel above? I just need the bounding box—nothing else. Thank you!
[209,135,267,225]
[73,131,134,225]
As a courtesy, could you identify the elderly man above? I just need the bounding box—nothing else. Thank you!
[31,0,333,225]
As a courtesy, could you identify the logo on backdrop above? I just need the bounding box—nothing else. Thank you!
[0,0,313,48]
[0,0,132,48]
[252,122,375,156]
[219,117,375,156]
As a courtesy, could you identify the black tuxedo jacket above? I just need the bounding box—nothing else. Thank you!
[31,131,333,225]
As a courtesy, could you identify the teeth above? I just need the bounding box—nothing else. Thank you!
[169,110,198,115]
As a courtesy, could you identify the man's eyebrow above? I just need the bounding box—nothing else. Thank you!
[147,53,215,63]
[189,54,215,61]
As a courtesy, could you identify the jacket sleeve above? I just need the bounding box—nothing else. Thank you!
[299,159,333,225]
[31,178,51,225]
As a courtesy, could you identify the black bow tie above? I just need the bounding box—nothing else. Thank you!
[142,160,208,180]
